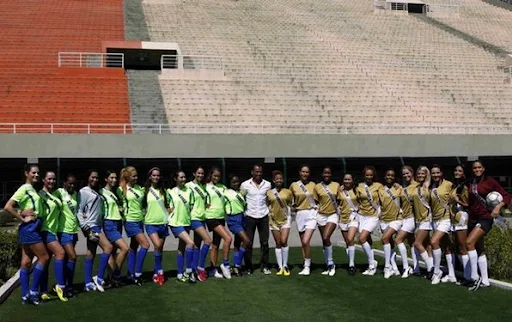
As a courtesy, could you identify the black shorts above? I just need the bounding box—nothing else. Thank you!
[206,218,225,232]
[468,219,494,235]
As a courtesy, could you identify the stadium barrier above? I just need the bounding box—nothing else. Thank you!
[57,52,124,68]
[160,54,224,70]
[425,4,460,17]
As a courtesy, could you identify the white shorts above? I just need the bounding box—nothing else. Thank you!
[380,220,402,233]
[358,215,379,233]
[339,220,359,232]
[296,209,317,232]
[432,219,451,233]
[400,217,416,233]
[452,212,468,232]
[416,220,432,231]
[270,215,292,231]
[316,213,339,227]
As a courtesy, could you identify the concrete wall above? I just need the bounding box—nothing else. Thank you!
[0,134,511,158]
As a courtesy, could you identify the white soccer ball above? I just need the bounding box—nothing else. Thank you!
[486,191,503,209]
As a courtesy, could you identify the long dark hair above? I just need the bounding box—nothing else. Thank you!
[85,169,100,191]
[143,167,169,209]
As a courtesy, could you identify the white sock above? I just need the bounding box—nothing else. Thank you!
[362,242,375,267]
[420,251,433,271]
[397,243,409,270]
[446,254,455,277]
[462,254,471,280]
[282,246,289,268]
[383,243,391,269]
[426,256,434,271]
[275,248,283,269]
[348,246,355,267]
[325,245,334,266]
[433,248,442,274]
[478,255,489,285]
[391,249,398,271]
[413,247,421,273]
[468,250,479,280]
[304,258,311,268]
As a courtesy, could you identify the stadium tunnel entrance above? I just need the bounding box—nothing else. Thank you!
[103,41,182,70]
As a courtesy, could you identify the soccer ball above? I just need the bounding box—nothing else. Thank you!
[486,191,503,209]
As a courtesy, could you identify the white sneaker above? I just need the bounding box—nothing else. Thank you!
[384,267,393,279]
[328,264,336,277]
[92,276,105,292]
[431,272,443,285]
[298,267,310,276]
[441,275,457,283]
[402,267,413,279]
[84,282,97,292]
[220,264,232,279]
[214,270,224,279]
[393,269,400,276]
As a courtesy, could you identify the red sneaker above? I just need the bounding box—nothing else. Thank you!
[198,269,208,282]
[157,273,165,286]
[152,274,159,284]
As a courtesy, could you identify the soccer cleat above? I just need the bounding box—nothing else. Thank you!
[220,264,232,279]
[65,287,76,299]
[21,295,29,305]
[29,293,41,306]
[283,267,291,276]
[431,272,443,285]
[276,268,284,276]
[321,268,329,276]
[176,275,188,283]
[188,273,197,284]
[53,285,69,302]
[402,267,413,279]
[243,269,253,276]
[425,269,434,280]
[157,273,165,286]
[232,267,243,277]
[262,267,272,275]
[348,266,356,276]
[92,276,105,292]
[214,270,224,279]
[133,276,144,286]
[111,276,122,288]
[197,269,208,282]
[441,275,457,283]
[392,269,400,277]
[328,264,336,277]
[152,274,159,284]
[40,292,52,301]
[384,267,393,279]
[469,277,483,292]
[298,267,310,276]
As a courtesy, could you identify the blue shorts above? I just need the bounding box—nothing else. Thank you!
[18,218,43,245]
[41,231,59,244]
[58,232,78,246]
[227,213,246,235]
[170,226,190,238]
[104,219,124,243]
[124,221,144,238]
[190,220,206,230]
[145,224,169,238]
[91,226,102,234]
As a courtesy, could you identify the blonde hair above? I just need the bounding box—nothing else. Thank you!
[119,166,137,196]
[416,165,431,191]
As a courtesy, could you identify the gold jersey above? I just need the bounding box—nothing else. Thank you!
[411,184,431,223]
[338,188,358,223]
[380,185,402,222]
[450,185,469,225]
[430,179,452,221]
[401,181,417,219]
[314,182,340,216]
[356,182,383,217]
[290,181,317,210]
[267,188,293,227]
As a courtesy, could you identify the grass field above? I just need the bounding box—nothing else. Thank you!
[0,247,511,322]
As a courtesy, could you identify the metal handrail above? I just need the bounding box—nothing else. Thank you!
[58,52,124,68]
[161,54,224,70]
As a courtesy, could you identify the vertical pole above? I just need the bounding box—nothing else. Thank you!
[221,158,226,184]
[123,158,127,168]
[341,157,347,174]
[57,157,61,184]
[282,157,288,186]
[177,158,182,170]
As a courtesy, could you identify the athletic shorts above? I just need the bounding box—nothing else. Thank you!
[191,220,206,230]
[227,213,246,235]
[18,219,43,245]
[296,209,317,232]
[145,224,169,238]
[270,215,292,231]
[451,211,468,232]
[468,219,493,235]
[124,221,144,238]
[40,231,58,244]
[400,217,415,233]
[170,225,190,238]
[104,219,124,243]
[91,226,102,234]
[380,220,402,233]
[358,215,379,233]
[416,220,432,231]
[316,213,339,227]
[339,220,358,232]
[206,218,225,232]
[58,232,78,246]
[432,219,451,233]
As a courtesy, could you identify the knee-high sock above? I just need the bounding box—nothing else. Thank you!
[97,253,111,281]
[468,250,479,280]
[84,257,94,284]
[177,251,184,276]
[127,249,136,277]
[412,247,421,273]
[154,250,163,274]
[233,250,240,267]
[362,242,374,267]
[275,248,283,269]
[282,246,289,268]
[391,249,398,271]
[433,248,442,274]
[478,255,489,285]
[198,244,210,270]
[192,248,200,272]
[135,247,148,277]
[54,259,66,288]
[325,245,333,266]
[383,243,391,269]
[20,267,30,298]
[420,251,433,271]
[397,243,409,270]
[31,263,45,294]
[66,260,76,287]
[347,246,355,267]
[235,247,246,268]
[446,254,455,277]
[39,266,49,293]
[462,254,471,280]
[185,247,194,273]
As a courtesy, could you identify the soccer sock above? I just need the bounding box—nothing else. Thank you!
[192,248,200,272]
[275,248,283,269]
[420,251,433,271]
[391,249,398,271]
[185,247,194,273]
[462,254,471,280]
[20,267,30,298]
[31,263,45,293]
[304,258,311,268]
[325,245,334,266]
[127,249,136,277]
[54,259,66,288]
[135,247,149,277]
[97,253,111,281]
[383,243,392,269]
[84,257,94,284]
[233,250,240,267]
[397,243,409,270]
[362,242,374,267]
[282,246,289,268]
[154,251,163,274]
[478,255,489,285]
[468,250,479,280]
[66,260,76,287]
[177,251,184,276]
[222,259,230,267]
[426,256,434,271]
[198,243,210,270]
[348,246,355,267]
[433,248,442,274]
[412,248,421,273]
[322,247,328,266]
[446,254,455,277]
[39,266,49,293]
[236,247,246,268]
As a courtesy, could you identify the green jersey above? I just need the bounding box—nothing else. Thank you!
[117,185,144,222]
[39,190,62,234]
[10,184,42,217]
[55,188,79,233]
[167,186,193,227]
[185,181,210,221]
[145,187,169,225]
[224,189,246,215]
[205,183,227,219]
[101,188,123,221]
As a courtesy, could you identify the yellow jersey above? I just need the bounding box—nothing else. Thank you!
[411,184,431,223]
[356,182,383,217]
[338,188,358,223]
[314,182,340,216]
[401,181,417,219]
[430,179,452,221]
[267,188,293,227]
[450,185,469,225]
[380,185,402,222]
[290,181,317,211]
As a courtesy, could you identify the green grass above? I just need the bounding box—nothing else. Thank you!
[1,247,511,322]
